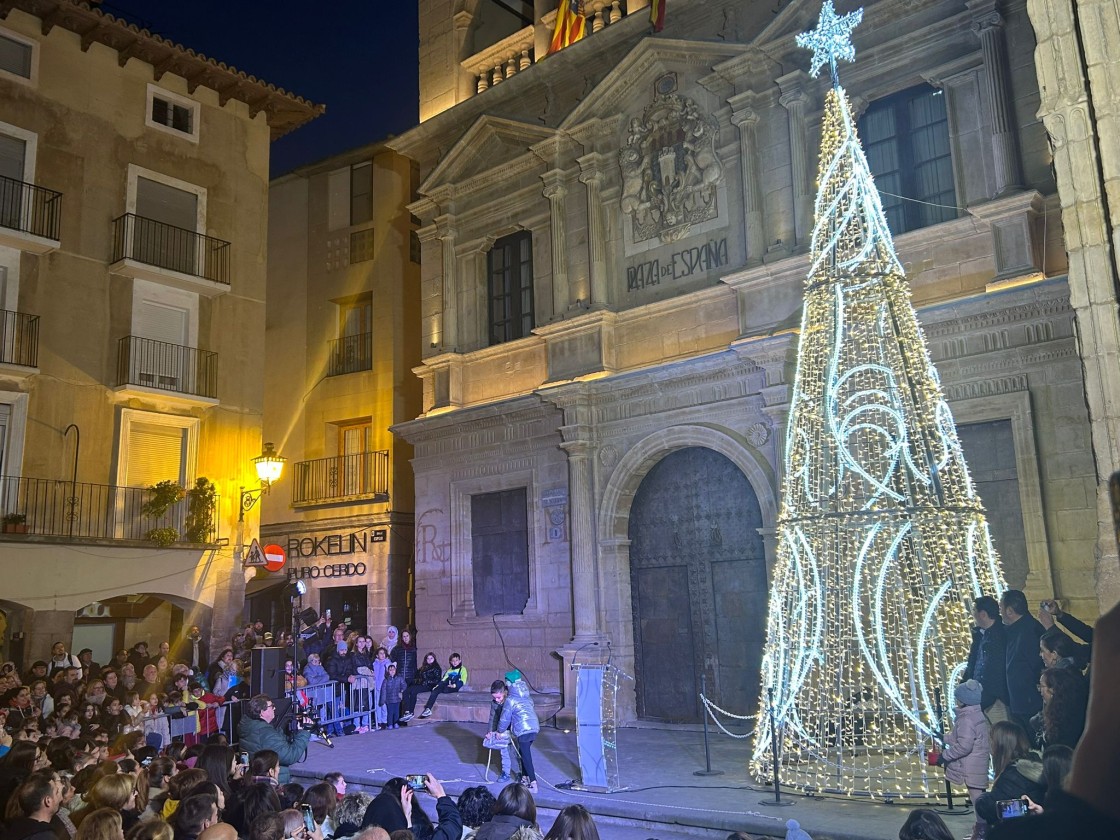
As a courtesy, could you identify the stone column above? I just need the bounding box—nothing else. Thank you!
[28,610,76,666]
[210,548,245,658]
[578,157,609,308]
[559,436,602,641]
[1026,0,1120,612]
[730,98,766,264]
[778,73,812,249]
[436,215,458,351]
[542,171,570,319]
[969,0,1023,195]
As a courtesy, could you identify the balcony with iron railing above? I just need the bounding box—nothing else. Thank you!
[292,450,390,507]
[115,335,218,404]
[328,332,373,377]
[0,474,218,545]
[0,174,62,253]
[460,1,633,98]
[110,213,231,296]
[0,309,39,374]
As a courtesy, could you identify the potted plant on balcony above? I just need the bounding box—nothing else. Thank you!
[2,512,27,534]
[141,479,184,546]
[183,477,217,544]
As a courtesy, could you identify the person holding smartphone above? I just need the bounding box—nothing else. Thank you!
[361,774,461,840]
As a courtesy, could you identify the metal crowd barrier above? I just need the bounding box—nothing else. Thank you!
[290,678,379,733]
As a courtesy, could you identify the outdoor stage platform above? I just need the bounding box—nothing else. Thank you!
[288,719,968,840]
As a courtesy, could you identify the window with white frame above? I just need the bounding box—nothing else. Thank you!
[0,389,29,487]
[128,280,200,392]
[146,85,199,141]
[0,28,35,83]
[117,409,198,490]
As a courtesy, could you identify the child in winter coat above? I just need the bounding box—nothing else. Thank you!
[493,670,541,792]
[379,662,406,728]
[930,679,990,839]
[372,647,391,730]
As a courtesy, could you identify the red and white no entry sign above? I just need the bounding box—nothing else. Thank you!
[263,543,286,572]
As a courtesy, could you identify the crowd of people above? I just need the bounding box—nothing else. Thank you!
[0,617,558,840]
[927,590,1093,839]
[3,589,1117,840]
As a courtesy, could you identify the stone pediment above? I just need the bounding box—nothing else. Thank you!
[420,115,559,193]
[560,38,749,131]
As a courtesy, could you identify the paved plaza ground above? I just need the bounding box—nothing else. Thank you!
[289,719,975,840]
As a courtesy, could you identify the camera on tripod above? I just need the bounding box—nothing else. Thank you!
[289,697,333,748]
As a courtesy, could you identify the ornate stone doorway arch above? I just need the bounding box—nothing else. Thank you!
[596,425,777,723]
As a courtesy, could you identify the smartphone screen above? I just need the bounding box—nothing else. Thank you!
[406,774,426,791]
[301,804,316,832]
[239,751,249,766]
[998,799,1028,819]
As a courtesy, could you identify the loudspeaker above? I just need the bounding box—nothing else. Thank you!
[251,646,285,698]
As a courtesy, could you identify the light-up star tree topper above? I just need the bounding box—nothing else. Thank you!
[750,2,1007,798]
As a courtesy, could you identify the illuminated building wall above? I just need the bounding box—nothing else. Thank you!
[389,0,1099,725]
[0,0,319,664]
[260,145,421,637]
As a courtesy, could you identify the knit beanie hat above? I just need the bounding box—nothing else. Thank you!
[955,679,982,707]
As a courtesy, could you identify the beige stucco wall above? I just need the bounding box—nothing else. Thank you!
[0,7,281,654]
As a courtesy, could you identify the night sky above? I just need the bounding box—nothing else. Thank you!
[106,1,420,177]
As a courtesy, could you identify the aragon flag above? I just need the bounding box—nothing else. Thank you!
[548,0,586,54]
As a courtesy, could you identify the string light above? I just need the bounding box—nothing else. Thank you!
[751,3,1007,798]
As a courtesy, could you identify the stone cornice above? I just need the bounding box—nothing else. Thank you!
[2,0,323,139]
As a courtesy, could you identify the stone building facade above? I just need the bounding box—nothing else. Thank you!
[392,0,1101,723]
[0,0,319,665]
[258,144,421,639]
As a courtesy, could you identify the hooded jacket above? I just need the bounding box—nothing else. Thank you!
[497,678,539,738]
[941,704,990,789]
[976,753,1046,824]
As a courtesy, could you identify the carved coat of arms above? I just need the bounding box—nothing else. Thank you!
[619,90,723,244]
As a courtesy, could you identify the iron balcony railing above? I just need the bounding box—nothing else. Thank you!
[293,450,390,506]
[0,310,39,367]
[0,475,218,544]
[328,332,373,377]
[0,175,62,240]
[111,213,231,285]
[117,335,218,399]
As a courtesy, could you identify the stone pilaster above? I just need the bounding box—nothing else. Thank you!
[577,155,610,308]
[729,95,766,264]
[436,215,458,351]
[969,0,1024,195]
[559,436,602,641]
[541,170,570,320]
[778,72,813,249]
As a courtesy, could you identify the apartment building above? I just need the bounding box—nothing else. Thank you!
[0,0,320,664]
[255,144,421,638]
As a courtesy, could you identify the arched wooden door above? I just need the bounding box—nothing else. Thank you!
[628,446,768,722]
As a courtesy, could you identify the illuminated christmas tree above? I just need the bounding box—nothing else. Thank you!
[750,3,1007,798]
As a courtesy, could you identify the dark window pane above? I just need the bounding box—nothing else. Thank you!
[472,488,530,616]
[858,85,957,234]
[487,231,533,346]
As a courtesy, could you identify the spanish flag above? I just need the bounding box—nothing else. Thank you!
[548,0,586,54]
[650,0,666,33]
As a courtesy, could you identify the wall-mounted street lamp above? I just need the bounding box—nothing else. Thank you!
[239,441,286,522]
